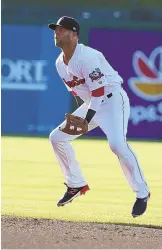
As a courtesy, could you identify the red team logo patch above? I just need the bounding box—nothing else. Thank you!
[89,68,104,82]
[128,46,162,101]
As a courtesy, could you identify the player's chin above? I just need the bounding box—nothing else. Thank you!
[55,40,61,48]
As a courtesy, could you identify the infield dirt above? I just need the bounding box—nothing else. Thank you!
[1,216,162,249]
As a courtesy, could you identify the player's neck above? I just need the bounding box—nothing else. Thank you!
[62,43,77,65]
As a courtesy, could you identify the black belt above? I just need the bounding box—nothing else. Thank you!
[102,93,113,102]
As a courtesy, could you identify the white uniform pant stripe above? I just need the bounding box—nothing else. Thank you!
[126,143,149,194]
[119,92,149,195]
[94,88,149,198]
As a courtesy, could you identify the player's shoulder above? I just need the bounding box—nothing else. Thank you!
[78,43,103,59]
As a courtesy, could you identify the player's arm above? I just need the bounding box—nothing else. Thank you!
[72,91,84,107]
[81,56,106,123]
[74,96,84,107]
[85,87,104,123]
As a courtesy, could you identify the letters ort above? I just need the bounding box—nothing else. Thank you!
[1,59,48,82]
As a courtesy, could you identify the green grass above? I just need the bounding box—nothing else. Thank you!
[2,136,162,227]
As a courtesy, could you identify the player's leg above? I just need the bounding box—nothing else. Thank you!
[95,88,150,216]
[49,103,97,206]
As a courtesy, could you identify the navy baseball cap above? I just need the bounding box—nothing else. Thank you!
[48,16,80,35]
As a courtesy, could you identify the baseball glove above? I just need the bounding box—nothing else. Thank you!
[59,113,88,135]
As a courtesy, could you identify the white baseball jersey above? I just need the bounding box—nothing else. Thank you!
[56,43,123,104]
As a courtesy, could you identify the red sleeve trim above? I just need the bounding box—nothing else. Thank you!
[72,90,77,96]
[91,87,104,97]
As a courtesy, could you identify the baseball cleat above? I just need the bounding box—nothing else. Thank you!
[131,192,150,218]
[57,183,90,207]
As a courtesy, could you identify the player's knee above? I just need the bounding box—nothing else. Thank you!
[109,142,125,156]
[109,143,118,155]
[49,130,58,145]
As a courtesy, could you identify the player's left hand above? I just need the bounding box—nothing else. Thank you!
[59,113,88,135]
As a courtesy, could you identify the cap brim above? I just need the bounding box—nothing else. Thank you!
[48,23,57,30]
[48,23,79,35]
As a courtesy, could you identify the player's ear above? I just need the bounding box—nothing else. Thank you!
[74,33,78,42]
[71,31,77,38]
[69,31,74,40]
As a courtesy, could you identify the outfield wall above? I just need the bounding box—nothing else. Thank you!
[88,29,162,140]
[1,25,71,136]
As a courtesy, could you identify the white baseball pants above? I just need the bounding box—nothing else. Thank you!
[49,87,149,198]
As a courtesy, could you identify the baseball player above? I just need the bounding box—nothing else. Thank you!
[48,16,150,217]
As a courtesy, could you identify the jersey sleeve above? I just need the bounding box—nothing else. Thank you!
[81,54,107,91]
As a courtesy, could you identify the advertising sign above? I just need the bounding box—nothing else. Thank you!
[1,25,71,135]
[89,29,162,140]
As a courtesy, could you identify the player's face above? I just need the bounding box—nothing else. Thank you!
[54,26,73,48]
